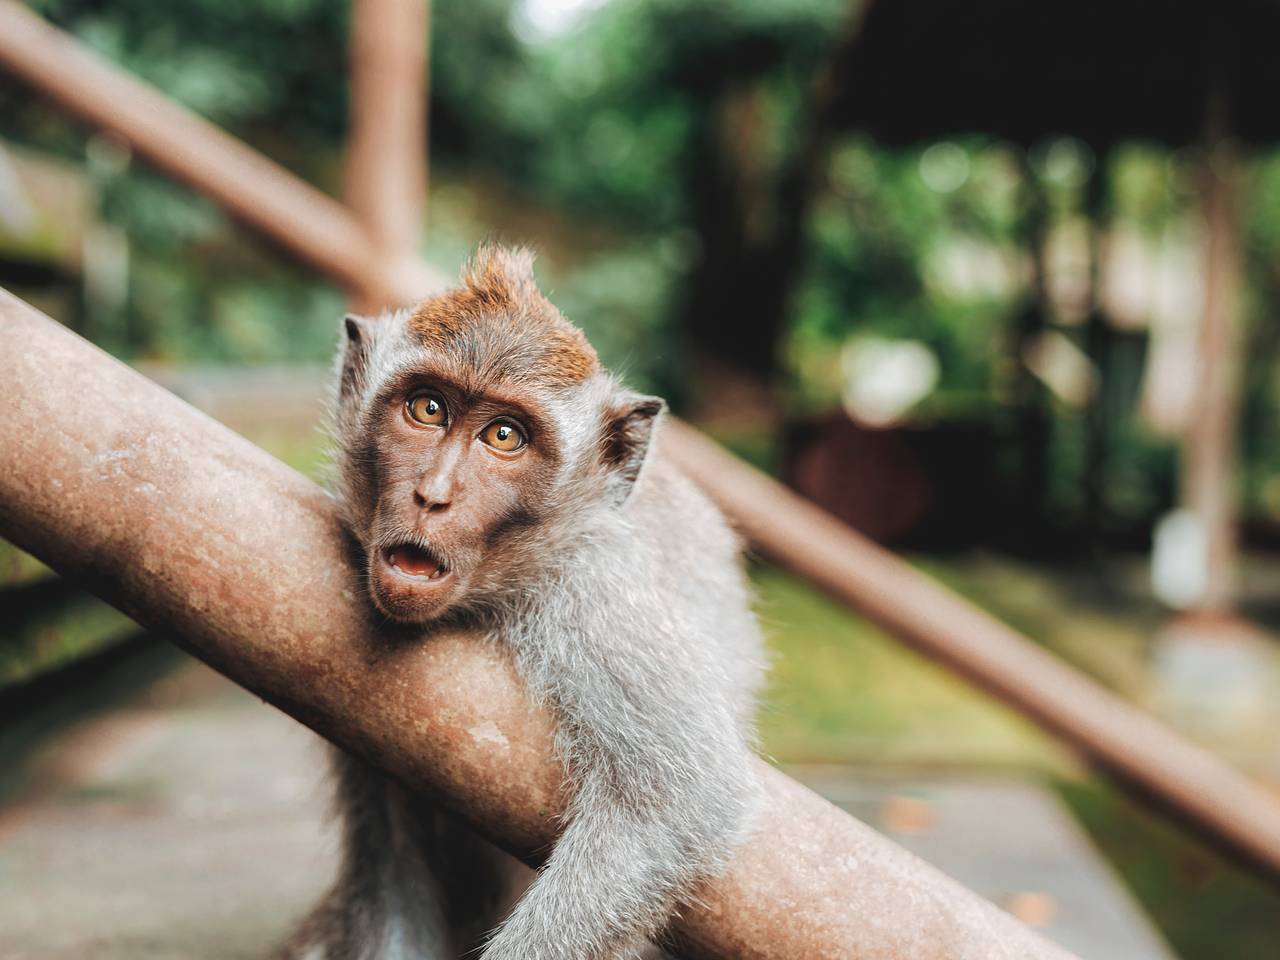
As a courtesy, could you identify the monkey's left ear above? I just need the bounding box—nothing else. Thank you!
[601,392,665,503]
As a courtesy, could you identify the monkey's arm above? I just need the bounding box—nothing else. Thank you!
[484,598,759,960]
[481,742,754,960]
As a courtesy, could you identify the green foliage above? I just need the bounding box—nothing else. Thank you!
[788,138,1019,414]
[33,0,349,139]
[0,593,132,688]
[755,563,1061,769]
[534,242,689,396]
[499,0,844,226]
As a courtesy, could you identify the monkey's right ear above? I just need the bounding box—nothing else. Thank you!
[344,312,366,343]
[601,392,665,504]
[339,312,372,396]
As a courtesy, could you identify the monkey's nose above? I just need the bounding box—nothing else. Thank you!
[413,487,451,513]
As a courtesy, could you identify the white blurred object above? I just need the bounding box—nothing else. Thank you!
[83,133,132,326]
[1099,224,1153,330]
[1151,509,1207,609]
[1043,216,1092,325]
[513,0,611,40]
[840,337,939,427]
[82,222,130,319]
[0,139,92,269]
[1153,616,1280,737]
[1140,226,1203,435]
[918,142,970,193]
[1021,329,1097,408]
[923,237,1023,301]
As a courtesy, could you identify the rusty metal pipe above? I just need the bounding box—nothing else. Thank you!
[0,292,1075,959]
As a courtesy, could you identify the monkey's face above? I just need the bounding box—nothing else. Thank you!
[359,374,565,623]
[333,246,663,624]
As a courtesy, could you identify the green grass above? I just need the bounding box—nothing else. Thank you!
[0,539,51,587]
[235,423,332,481]
[1057,777,1280,960]
[923,553,1165,699]
[0,597,134,687]
[754,564,1070,772]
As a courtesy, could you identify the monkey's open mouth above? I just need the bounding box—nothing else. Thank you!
[385,543,449,581]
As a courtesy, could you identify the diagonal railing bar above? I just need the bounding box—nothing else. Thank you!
[0,290,1077,960]
[666,422,1280,877]
[2,0,1279,884]
[0,0,443,304]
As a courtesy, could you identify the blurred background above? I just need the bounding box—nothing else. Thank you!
[3,1,1280,958]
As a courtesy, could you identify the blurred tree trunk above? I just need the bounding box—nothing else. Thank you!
[1009,160,1052,552]
[1182,136,1242,614]
[680,1,875,412]
[682,86,775,385]
[1082,150,1113,545]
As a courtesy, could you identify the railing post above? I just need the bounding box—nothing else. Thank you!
[345,0,431,312]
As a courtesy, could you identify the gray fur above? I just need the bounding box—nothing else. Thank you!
[282,252,766,960]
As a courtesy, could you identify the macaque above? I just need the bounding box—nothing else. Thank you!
[282,245,766,960]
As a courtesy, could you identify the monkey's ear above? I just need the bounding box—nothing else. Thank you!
[344,312,367,342]
[339,312,372,396]
[601,392,665,503]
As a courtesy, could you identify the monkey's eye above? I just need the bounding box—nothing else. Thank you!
[406,392,447,426]
[480,419,526,453]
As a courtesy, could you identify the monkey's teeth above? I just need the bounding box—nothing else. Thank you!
[387,544,444,580]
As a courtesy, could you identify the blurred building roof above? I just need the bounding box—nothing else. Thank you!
[835,0,1280,147]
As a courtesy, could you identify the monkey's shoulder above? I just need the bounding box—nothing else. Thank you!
[625,441,743,561]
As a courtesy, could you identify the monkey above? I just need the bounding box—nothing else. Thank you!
[280,245,766,960]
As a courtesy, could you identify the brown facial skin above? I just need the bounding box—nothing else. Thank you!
[336,245,623,625]
[364,368,562,624]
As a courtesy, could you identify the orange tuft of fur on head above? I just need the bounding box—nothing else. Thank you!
[408,245,599,388]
